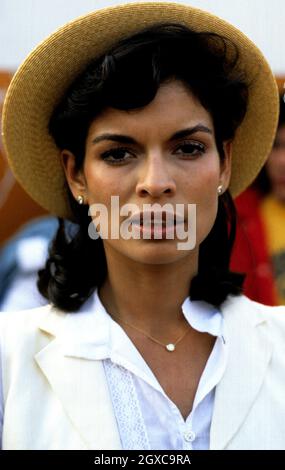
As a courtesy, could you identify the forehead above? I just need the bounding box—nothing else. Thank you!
[87,80,214,138]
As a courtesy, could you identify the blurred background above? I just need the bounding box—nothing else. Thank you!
[0,0,285,309]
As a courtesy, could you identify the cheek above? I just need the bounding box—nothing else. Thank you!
[184,158,220,201]
[186,162,220,243]
[83,164,132,239]
[83,163,125,205]
[197,195,219,246]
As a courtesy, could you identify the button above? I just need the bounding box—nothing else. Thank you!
[183,429,196,442]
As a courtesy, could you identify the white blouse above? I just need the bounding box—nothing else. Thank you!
[0,288,227,450]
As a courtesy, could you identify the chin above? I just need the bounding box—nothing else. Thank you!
[125,241,196,265]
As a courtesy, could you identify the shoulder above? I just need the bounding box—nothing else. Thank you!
[0,304,50,321]
[247,297,285,338]
[221,293,285,316]
[0,304,60,332]
[0,305,66,357]
[221,294,285,340]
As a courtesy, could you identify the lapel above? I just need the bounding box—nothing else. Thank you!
[34,305,122,450]
[210,296,273,449]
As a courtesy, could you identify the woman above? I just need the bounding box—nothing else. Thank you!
[1,2,285,450]
[231,96,285,305]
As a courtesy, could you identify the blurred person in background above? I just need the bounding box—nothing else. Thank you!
[0,216,58,311]
[0,216,78,311]
[231,95,285,305]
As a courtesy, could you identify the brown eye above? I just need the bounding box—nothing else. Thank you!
[175,141,206,157]
[100,147,134,164]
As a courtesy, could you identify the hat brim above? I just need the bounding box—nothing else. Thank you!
[2,1,279,219]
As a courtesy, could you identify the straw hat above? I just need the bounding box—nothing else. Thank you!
[1,1,279,219]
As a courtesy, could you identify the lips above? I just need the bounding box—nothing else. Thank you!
[129,210,184,227]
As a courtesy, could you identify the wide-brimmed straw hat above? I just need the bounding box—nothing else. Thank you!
[2,1,279,219]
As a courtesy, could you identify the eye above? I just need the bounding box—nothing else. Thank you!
[175,141,206,157]
[100,147,134,164]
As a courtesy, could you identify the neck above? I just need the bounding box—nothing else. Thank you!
[99,245,199,337]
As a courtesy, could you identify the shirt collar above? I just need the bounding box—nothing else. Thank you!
[181,296,224,337]
[61,287,224,357]
[60,288,226,397]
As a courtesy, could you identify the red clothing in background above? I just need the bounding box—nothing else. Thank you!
[231,188,278,306]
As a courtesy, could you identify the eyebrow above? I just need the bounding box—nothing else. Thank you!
[91,124,213,146]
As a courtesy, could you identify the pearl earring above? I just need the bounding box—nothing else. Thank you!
[77,195,84,205]
[217,185,223,195]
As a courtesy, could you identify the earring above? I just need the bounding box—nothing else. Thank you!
[217,185,223,195]
[77,195,84,205]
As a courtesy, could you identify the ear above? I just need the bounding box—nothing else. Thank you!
[61,150,87,202]
[219,140,232,191]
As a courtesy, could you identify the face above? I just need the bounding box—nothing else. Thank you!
[62,79,231,267]
[266,124,285,203]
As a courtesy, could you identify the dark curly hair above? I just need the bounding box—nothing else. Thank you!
[38,23,249,312]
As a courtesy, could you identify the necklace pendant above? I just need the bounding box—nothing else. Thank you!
[166,343,175,352]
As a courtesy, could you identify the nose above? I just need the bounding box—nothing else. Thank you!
[136,152,176,198]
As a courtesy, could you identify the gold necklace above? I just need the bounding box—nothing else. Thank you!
[108,311,190,352]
